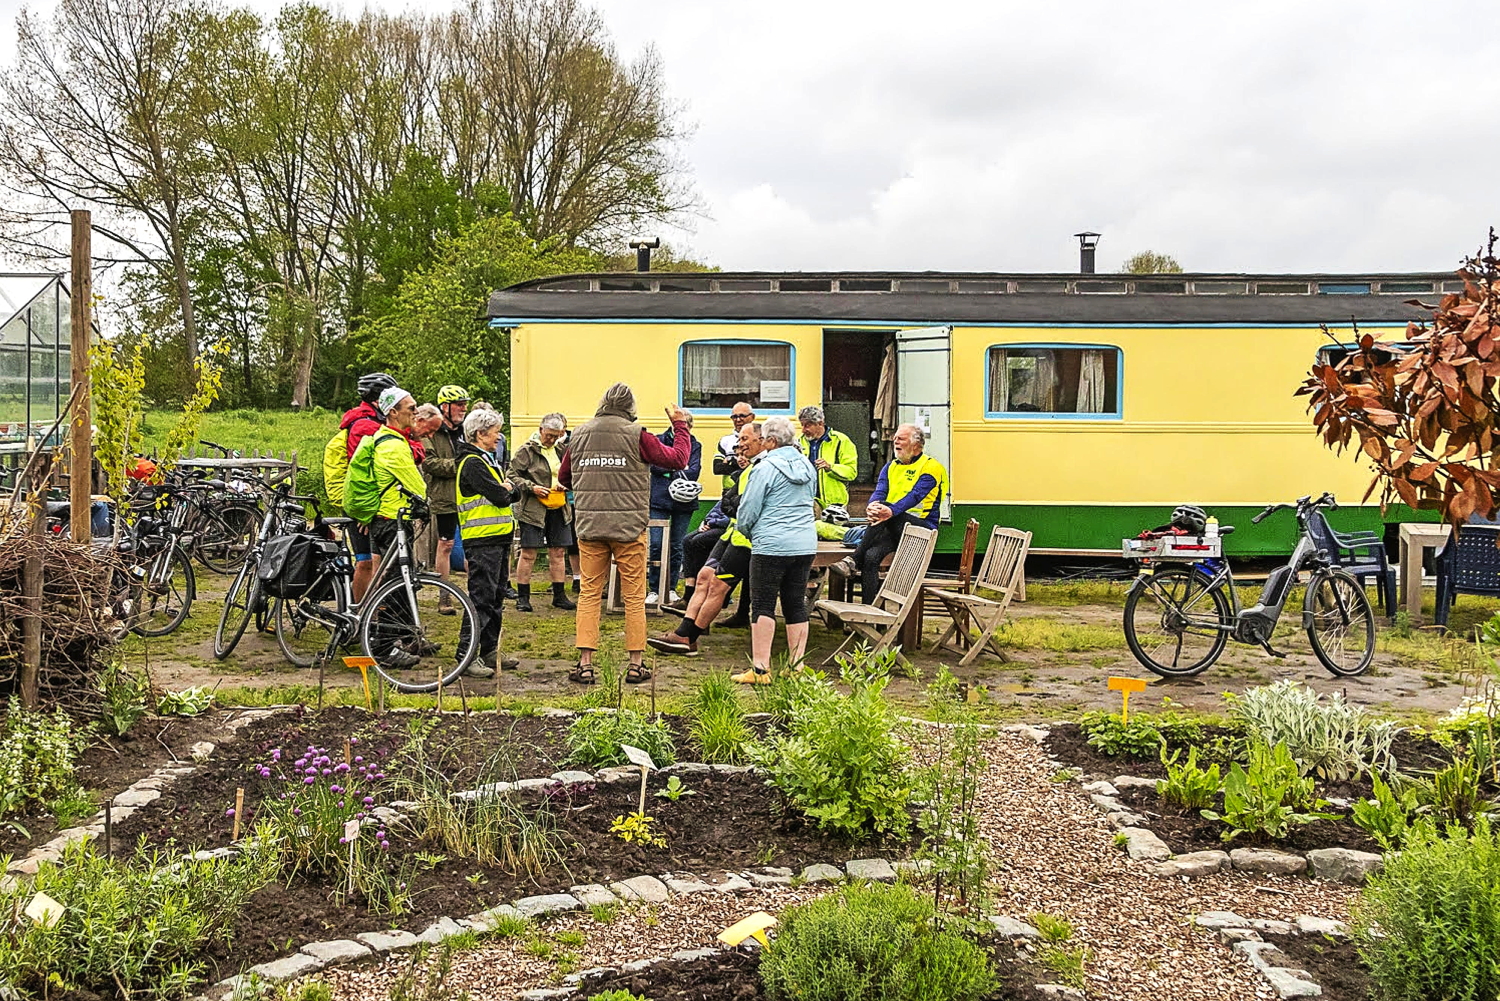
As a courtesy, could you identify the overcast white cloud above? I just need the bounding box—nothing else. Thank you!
[0,0,1496,273]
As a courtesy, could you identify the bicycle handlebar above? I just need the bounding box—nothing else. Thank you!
[1252,492,1338,524]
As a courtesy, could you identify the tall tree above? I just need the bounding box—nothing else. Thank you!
[1121,251,1183,274]
[0,0,209,364]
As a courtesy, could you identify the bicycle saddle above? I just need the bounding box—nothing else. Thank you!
[1220,525,1236,536]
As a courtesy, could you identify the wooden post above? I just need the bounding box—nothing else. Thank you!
[69,210,92,544]
[20,456,50,708]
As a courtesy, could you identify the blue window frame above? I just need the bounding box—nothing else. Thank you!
[985,344,1122,419]
[679,339,795,414]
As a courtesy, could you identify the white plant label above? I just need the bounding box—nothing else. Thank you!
[24,892,63,928]
[344,819,361,842]
[621,744,657,770]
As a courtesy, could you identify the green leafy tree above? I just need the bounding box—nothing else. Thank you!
[1121,251,1183,274]
[89,338,147,500]
[361,214,597,409]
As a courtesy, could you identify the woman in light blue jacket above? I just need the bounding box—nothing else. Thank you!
[734,416,818,683]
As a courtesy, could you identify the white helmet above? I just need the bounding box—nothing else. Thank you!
[822,504,850,525]
[668,478,704,504]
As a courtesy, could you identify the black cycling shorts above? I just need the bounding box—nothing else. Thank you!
[434,511,459,541]
[706,537,751,587]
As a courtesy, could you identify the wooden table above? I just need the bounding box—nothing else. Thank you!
[1399,522,1451,619]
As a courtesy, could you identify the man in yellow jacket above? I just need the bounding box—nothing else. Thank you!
[796,405,859,510]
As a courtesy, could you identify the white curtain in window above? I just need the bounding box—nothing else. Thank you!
[1033,350,1057,411]
[682,343,718,396]
[1077,349,1106,412]
[988,349,1009,411]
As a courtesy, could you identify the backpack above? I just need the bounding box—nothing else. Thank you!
[343,433,400,524]
[323,428,349,507]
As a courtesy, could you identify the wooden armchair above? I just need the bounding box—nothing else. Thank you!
[928,526,1032,666]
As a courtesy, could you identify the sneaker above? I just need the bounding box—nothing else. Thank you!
[832,556,857,577]
[501,656,520,670]
[646,591,660,605]
[464,661,496,679]
[382,648,420,670]
[731,667,772,685]
[647,631,696,655]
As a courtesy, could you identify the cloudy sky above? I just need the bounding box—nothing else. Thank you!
[1,0,1496,274]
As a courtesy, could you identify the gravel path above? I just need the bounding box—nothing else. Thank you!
[318,731,1357,999]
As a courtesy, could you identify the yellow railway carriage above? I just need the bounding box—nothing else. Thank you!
[487,271,1449,555]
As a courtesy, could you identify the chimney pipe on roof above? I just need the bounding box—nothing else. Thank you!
[1075,232,1100,274]
[628,236,660,273]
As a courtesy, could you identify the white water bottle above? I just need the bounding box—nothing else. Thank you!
[1205,515,1219,540]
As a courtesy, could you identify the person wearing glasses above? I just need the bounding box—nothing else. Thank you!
[713,402,756,489]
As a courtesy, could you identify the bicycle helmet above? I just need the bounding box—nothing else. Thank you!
[357,371,397,404]
[1170,504,1208,535]
[822,504,850,525]
[668,478,703,504]
[437,384,470,405]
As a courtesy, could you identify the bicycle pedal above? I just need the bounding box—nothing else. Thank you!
[1260,642,1290,658]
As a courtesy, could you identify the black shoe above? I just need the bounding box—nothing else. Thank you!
[571,577,581,594]
[721,614,751,629]
[516,595,533,612]
[501,585,519,601]
[552,583,577,610]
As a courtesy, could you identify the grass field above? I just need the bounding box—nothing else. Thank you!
[141,407,339,502]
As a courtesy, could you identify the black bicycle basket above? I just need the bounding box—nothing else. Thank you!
[257,533,338,599]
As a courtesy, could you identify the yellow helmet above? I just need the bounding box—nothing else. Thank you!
[436,385,470,405]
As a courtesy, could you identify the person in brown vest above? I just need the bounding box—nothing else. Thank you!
[558,383,690,685]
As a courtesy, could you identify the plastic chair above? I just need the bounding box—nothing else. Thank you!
[1306,511,1397,619]
[1435,524,1500,626]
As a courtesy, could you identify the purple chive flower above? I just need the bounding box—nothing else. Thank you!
[305,767,317,776]
[350,737,359,745]
[225,808,236,817]
[271,749,282,761]
[321,768,332,776]
[304,776,316,785]
[335,763,350,773]
[354,756,364,764]
[293,808,302,816]
[362,797,374,806]
[330,785,342,794]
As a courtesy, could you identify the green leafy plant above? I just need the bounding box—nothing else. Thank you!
[0,702,91,821]
[610,812,665,847]
[0,838,281,1000]
[1030,912,1074,942]
[1229,680,1399,780]
[1415,753,1494,829]
[98,663,149,737]
[1038,944,1091,991]
[555,929,586,948]
[1201,740,1337,841]
[47,790,97,830]
[747,661,913,839]
[1354,816,1500,1001]
[1156,746,1222,811]
[589,902,619,924]
[388,941,471,1001]
[565,710,676,770]
[489,912,530,938]
[1078,711,1164,758]
[587,992,648,1001]
[156,686,214,717]
[688,673,752,764]
[914,667,990,915]
[292,981,334,1001]
[759,882,995,1001]
[1352,772,1420,851]
[655,775,695,801]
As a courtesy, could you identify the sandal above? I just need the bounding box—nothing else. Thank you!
[625,663,653,684]
[567,663,596,685]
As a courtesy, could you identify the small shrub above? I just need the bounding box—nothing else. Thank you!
[915,667,990,913]
[565,710,676,770]
[1078,712,1164,758]
[1201,741,1336,841]
[388,941,469,1001]
[1351,772,1419,850]
[609,811,665,847]
[98,664,148,737]
[760,883,995,1001]
[1030,912,1074,943]
[156,686,214,717]
[1230,680,1399,780]
[1157,746,1222,811]
[0,701,90,821]
[1354,816,1500,1001]
[748,666,912,839]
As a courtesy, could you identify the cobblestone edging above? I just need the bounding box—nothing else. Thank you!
[1195,910,1349,999]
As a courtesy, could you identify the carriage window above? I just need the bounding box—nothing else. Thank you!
[986,345,1121,417]
[681,340,794,411]
[1316,342,1411,383]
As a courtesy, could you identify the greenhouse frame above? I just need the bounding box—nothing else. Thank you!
[0,273,71,436]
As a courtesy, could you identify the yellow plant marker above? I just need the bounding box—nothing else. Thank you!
[1107,676,1149,722]
[719,911,777,950]
[344,656,377,711]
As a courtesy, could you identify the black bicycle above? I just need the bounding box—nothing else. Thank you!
[1122,493,1376,678]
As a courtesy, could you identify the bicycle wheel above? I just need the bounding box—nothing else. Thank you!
[215,561,260,659]
[1123,566,1233,677]
[1305,569,1375,677]
[358,574,478,693]
[133,544,195,637]
[197,504,260,575]
[274,587,347,668]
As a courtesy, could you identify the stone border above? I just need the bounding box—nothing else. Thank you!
[1194,910,1349,999]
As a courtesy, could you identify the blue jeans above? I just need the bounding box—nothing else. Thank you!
[649,507,694,592]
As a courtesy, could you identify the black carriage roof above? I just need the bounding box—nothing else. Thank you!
[486,271,1455,325]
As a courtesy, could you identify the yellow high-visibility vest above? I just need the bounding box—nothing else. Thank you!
[886,454,948,519]
[456,454,516,540]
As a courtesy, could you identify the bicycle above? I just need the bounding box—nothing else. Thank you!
[270,492,480,692]
[1121,493,1376,678]
[215,479,311,659]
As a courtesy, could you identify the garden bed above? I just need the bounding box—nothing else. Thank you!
[1261,932,1372,1001]
[105,706,911,983]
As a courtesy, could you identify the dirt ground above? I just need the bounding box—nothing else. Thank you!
[124,570,1500,721]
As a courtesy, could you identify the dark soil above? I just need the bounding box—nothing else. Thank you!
[0,710,233,857]
[1113,785,1381,854]
[1262,932,1373,1001]
[104,706,911,983]
[575,941,1063,1000]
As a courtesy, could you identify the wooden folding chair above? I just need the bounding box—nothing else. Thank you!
[929,526,1031,666]
[814,524,938,666]
[921,518,981,612]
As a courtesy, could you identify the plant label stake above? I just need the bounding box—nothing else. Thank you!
[344,656,377,712]
[104,800,112,857]
[1107,676,1149,723]
[621,743,657,816]
[718,911,777,950]
[344,818,360,897]
[23,892,63,929]
[345,739,352,766]
[232,787,244,841]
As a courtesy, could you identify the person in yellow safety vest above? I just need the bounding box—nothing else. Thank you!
[833,422,949,604]
[648,421,767,656]
[455,408,521,677]
[795,405,859,508]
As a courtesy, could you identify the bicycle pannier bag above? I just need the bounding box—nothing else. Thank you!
[257,533,326,599]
